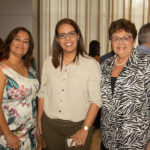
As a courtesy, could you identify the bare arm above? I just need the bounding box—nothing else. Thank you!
[83,103,99,128]
[0,70,20,149]
[146,142,150,150]
[0,70,11,137]
[71,103,99,146]
[37,98,44,135]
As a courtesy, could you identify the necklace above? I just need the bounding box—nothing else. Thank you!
[115,57,125,66]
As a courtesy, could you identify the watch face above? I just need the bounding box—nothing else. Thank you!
[84,125,88,131]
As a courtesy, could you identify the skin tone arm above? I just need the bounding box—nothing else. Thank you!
[71,103,99,146]
[37,98,44,135]
[0,70,20,149]
[146,142,150,150]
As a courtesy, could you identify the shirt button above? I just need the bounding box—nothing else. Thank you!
[60,99,63,102]
[59,110,61,112]
[62,89,64,92]
[63,78,65,81]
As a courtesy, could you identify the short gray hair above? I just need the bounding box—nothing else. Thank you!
[138,23,150,45]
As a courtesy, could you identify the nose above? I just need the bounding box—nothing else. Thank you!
[19,40,26,45]
[118,38,124,44]
[65,35,71,40]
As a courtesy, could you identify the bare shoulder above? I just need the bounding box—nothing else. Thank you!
[0,68,7,88]
[0,69,7,104]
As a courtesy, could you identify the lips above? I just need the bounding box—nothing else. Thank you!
[117,47,126,50]
[16,46,24,50]
[65,42,72,46]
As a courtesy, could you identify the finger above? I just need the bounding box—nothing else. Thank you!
[17,142,21,147]
[39,129,42,135]
[70,139,76,147]
[78,141,81,146]
[77,141,83,147]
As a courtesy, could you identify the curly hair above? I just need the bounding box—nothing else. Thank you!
[0,27,34,67]
[108,18,137,40]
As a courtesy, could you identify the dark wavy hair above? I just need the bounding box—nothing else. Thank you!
[52,18,87,68]
[0,38,4,59]
[89,40,100,57]
[0,27,34,67]
[108,18,137,41]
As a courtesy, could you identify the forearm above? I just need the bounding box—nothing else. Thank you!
[0,107,11,137]
[83,103,100,128]
[71,103,100,146]
[147,142,150,150]
[37,98,44,121]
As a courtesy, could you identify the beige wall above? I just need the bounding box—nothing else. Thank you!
[0,0,32,39]
[0,0,39,75]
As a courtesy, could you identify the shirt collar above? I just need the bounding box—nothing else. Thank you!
[136,45,150,54]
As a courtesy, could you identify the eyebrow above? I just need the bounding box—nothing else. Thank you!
[112,35,131,37]
[14,35,29,40]
[58,31,75,34]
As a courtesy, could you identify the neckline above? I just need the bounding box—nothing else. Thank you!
[0,62,30,79]
[115,56,125,66]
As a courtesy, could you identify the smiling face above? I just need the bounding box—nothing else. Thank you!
[111,30,135,59]
[57,23,79,55]
[9,31,29,58]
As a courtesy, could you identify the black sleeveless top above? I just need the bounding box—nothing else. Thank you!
[111,77,117,95]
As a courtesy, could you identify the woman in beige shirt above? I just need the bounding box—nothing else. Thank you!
[37,18,102,150]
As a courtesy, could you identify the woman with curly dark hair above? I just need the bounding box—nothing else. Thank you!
[0,27,39,149]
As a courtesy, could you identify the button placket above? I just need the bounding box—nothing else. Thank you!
[58,66,67,113]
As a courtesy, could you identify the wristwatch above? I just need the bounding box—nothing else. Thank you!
[83,125,89,131]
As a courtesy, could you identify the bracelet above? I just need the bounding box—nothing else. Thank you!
[4,133,12,140]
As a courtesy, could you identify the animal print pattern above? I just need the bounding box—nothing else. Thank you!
[100,49,150,150]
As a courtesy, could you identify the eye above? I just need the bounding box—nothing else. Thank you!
[113,38,119,41]
[24,40,29,44]
[14,37,20,41]
[123,37,129,41]
[69,32,74,36]
[58,34,65,39]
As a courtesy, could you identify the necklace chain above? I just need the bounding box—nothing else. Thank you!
[115,57,125,66]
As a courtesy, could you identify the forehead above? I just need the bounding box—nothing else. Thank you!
[15,31,29,38]
[57,24,75,33]
[112,29,132,37]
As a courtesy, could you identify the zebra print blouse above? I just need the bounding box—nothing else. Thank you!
[100,48,150,150]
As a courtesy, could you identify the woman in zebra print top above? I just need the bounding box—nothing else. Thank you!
[100,18,150,150]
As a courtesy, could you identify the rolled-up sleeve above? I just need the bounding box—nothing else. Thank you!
[37,59,48,99]
[88,60,102,107]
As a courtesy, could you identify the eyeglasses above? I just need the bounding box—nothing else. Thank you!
[111,36,132,44]
[57,31,77,39]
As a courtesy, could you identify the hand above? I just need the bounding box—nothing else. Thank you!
[5,133,21,150]
[146,142,150,150]
[37,134,44,150]
[71,128,88,147]
[37,119,42,136]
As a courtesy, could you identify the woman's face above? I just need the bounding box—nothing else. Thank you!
[57,23,79,55]
[10,31,29,58]
[111,30,135,59]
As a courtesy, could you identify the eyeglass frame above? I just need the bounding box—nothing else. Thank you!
[57,31,77,39]
[111,36,133,44]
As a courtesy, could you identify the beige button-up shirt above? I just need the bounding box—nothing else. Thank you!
[37,55,102,122]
